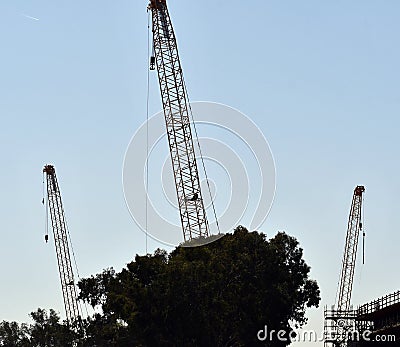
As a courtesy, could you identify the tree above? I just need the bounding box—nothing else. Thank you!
[28,308,77,347]
[78,227,320,346]
[0,321,29,347]
[0,309,78,347]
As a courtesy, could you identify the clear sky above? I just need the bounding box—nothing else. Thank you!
[1,0,400,345]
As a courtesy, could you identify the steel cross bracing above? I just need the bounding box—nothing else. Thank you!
[149,0,209,242]
[43,165,80,324]
[337,185,365,312]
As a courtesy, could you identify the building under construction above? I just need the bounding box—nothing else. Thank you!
[325,290,400,346]
[354,290,400,346]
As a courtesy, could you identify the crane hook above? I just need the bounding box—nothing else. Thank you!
[150,56,156,70]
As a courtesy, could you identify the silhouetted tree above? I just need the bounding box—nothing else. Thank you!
[0,309,77,347]
[78,227,320,346]
[1,228,320,346]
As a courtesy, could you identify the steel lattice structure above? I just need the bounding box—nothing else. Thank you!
[337,185,365,312]
[149,0,209,242]
[43,165,80,324]
[324,185,365,347]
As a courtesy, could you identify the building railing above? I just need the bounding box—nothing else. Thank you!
[357,290,400,317]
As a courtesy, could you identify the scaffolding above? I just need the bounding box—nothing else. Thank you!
[324,306,359,346]
[325,291,400,346]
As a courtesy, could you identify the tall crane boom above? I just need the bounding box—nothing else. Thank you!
[43,165,80,324]
[324,186,365,347]
[337,185,365,312]
[149,0,209,241]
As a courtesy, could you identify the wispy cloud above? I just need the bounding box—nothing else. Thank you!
[21,14,40,21]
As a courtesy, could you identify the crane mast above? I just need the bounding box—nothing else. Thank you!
[43,165,80,324]
[337,185,365,312]
[149,0,209,242]
[324,185,365,347]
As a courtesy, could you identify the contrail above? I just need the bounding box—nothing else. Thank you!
[22,14,40,21]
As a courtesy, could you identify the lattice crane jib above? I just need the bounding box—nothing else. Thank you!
[324,186,365,347]
[337,185,365,312]
[43,165,80,325]
[149,0,209,242]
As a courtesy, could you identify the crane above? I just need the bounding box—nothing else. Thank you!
[324,185,365,346]
[148,0,210,242]
[43,165,81,325]
[337,185,365,312]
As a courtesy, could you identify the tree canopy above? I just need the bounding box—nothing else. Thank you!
[0,308,77,347]
[1,227,320,346]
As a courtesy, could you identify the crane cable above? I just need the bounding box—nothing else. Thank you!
[145,10,151,254]
[43,173,49,241]
[42,173,88,318]
[358,195,366,287]
[184,81,221,235]
[147,9,220,236]
[334,248,342,309]
[65,216,89,319]
[362,194,365,265]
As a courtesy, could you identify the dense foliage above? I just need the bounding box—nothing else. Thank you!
[0,308,77,347]
[1,227,320,346]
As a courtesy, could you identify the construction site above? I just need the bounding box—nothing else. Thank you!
[325,291,400,346]
[40,2,400,345]
[1,0,399,346]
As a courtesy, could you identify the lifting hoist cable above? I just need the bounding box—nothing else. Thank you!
[145,10,151,254]
[43,172,49,243]
[43,166,87,319]
[149,1,217,240]
[183,80,221,235]
[334,254,341,310]
[358,195,365,287]
[43,165,82,326]
[362,195,365,265]
[334,187,365,309]
[64,217,88,318]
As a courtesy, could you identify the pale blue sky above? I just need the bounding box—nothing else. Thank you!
[1,1,399,344]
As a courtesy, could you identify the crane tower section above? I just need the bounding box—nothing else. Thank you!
[149,0,209,241]
[43,165,80,324]
[337,185,365,312]
[324,185,365,347]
